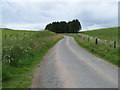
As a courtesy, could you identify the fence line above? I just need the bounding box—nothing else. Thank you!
[4,33,27,40]
[77,34,118,49]
[3,32,39,40]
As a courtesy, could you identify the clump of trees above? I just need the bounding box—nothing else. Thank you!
[45,19,82,33]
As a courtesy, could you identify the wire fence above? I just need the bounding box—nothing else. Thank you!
[76,34,119,49]
[3,32,33,40]
[3,33,119,49]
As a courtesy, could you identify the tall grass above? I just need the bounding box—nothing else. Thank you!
[2,29,63,88]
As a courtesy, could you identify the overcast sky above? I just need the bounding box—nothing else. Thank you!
[0,0,119,31]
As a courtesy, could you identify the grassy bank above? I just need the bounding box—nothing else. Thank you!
[81,27,118,41]
[69,27,119,67]
[2,29,63,88]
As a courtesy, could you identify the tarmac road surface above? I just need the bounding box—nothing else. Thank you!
[31,36,118,88]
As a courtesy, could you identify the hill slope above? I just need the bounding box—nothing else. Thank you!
[81,27,118,41]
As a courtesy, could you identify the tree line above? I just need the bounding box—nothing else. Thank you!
[45,19,82,33]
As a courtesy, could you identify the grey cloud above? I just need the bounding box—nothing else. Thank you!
[2,1,118,30]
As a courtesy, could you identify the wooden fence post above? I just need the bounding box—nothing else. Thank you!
[114,41,116,48]
[16,34,18,38]
[95,38,98,45]
[24,33,26,37]
[84,37,85,40]
[88,37,89,41]
[5,35,6,39]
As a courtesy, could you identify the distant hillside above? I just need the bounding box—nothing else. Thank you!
[81,27,118,41]
[0,28,13,30]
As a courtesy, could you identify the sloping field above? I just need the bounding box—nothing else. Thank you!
[81,27,118,41]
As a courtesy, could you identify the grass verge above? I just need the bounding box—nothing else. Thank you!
[67,34,119,67]
[2,29,63,88]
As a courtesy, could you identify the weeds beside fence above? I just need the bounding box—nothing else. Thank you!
[69,34,119,67]
[77,34,119,49]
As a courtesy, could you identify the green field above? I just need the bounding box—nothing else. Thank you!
[81,27,118,41]
[2,29,63,88]
[69,27,119,67]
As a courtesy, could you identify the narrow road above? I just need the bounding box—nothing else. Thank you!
[31,36,118,88]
